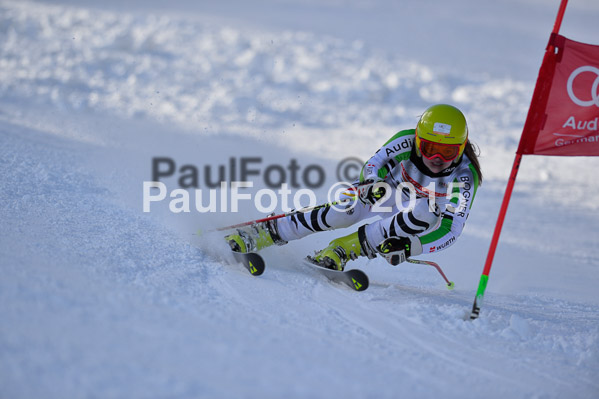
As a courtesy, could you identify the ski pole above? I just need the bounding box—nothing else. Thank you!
[213,198,353,231]
[407,258,455,290]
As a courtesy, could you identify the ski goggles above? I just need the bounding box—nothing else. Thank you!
[418,138,462,162]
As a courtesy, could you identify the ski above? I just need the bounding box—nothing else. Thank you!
[231,251,265,276]
[303,257,369,291]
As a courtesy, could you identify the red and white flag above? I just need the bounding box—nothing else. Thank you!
[471,0,599,320]
[519,35,599,156]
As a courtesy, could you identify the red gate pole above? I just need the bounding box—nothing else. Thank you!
[469,0,569,320]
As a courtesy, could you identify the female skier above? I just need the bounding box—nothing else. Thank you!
[226,104,482,270]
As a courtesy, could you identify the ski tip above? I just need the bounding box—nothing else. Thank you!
[347,269,369,291]
[248,261,264,276]
[231,251,266,276]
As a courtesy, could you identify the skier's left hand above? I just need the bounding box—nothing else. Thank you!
[376,236,423,265]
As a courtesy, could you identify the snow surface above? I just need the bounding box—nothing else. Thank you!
[1,0,599,398]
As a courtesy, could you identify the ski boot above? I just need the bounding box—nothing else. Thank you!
[225,218,287,253]
[311,225,376,271]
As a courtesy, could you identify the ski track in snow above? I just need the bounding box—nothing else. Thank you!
[1,1,599,398]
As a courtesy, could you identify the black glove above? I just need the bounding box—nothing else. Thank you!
[357,180,387,206]
[376,236,423,265]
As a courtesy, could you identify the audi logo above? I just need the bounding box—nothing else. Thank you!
[567,66,599,107]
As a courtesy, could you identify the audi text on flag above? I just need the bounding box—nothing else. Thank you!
[520,35,599,156]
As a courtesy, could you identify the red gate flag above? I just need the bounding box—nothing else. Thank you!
[470,0,599,320]
[519,35,599,156]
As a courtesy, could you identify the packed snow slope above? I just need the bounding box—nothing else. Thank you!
[1,1,599,398]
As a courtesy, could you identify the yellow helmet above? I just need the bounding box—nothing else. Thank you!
[415,104,468,162]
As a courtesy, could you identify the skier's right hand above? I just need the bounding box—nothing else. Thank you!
[357,179,387,206]
[376,236,423,266]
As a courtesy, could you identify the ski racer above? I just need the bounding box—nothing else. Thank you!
[226,104,483,270]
